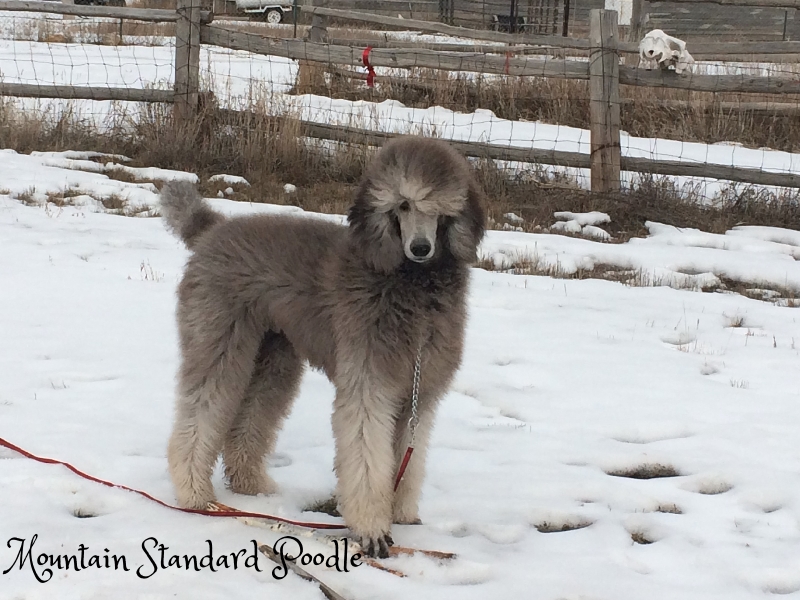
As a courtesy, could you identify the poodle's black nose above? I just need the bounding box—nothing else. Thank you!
[410,239,432,258]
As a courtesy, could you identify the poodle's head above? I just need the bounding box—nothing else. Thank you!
[348,136,486,273]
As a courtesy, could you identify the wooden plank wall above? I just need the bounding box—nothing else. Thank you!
[648,1,789,41]
[568,1,795,41]
[259,0,798,40]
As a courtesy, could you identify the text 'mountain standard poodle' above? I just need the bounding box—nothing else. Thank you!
[160,136,486,558]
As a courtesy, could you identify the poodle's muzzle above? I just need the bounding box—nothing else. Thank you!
[397,208,438,263]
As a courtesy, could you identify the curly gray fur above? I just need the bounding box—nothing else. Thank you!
[160,136,486,558]
[159,180,222,249]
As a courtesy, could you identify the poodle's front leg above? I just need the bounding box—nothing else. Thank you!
[332,374,399,558]
[392,404,436,525]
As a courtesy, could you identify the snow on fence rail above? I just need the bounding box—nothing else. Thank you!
[1,0,800,193]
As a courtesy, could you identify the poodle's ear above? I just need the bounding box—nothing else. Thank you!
[447,179,486,264]
[348,182,405,273]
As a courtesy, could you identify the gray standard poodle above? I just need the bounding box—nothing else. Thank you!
[160,136,485,557]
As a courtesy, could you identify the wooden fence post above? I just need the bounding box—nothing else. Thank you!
[62,0,75,20]
[295,10,328,94]
[175,0,202,127]
[589,9,621,193]
[625,0,647,65]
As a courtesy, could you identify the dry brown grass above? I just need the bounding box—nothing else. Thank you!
[606,464,682,479]
[474,164,800,241]
[3,94,799,303]
[654,503,682,514]
[304,497,341,517]
[534,519,593,533]
[7,13,800,151]
[14,187,39,207]
[9,14,175,45]
[475,254,655,287]
[475,245,800,304]
[0,96,371,215]
[630,530,656,545]
[14,185,158,217]
[1,93,799,234]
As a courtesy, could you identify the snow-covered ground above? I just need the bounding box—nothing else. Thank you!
[2,150,800,599]
[487,219,800,295]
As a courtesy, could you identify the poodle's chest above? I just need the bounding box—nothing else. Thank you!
[340,282,457,325]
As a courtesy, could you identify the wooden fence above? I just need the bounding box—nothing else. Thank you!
[1,0,800,193]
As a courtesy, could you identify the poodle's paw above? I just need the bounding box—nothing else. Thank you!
[352,531,394,559]
[174,486,216,510]
[227,471,278,497]
[392,502,422,525]
[393,515,423,525]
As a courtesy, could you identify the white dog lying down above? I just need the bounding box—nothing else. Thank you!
[638,29,695,75]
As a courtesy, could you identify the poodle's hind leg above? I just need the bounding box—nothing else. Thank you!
[222,331,303,497]
[168,311,263,510]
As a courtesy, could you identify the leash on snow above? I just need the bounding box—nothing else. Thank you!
[0,433,450,593]
[0,435,347,529]
[0,344,424,521]
[0,437,356,597]
[0,337,433,592]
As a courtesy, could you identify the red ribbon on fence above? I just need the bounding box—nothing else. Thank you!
[362,46,376,88]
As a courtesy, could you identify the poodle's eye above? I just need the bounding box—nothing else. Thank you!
[398,201,410,212]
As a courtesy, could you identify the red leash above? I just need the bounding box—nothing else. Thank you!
[0,436,346,530]
[393,446,414,491]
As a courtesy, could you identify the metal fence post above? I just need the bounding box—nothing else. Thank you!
[589,9,621,193]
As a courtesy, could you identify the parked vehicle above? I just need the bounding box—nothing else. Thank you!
[235,0,293,23]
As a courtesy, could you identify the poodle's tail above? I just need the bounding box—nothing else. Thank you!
[159,181,223,249]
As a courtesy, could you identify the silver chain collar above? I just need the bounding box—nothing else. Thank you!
[408,343,423,448]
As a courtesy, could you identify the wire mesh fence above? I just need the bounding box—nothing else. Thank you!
[1,0,800,209]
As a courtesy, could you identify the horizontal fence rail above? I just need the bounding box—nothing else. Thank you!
[621,99,800,116]
[0,83,173,102]
[202,25,800,95]
[299,121,800,189]
[303,5,604,50]
[619,67,800,94]
[0,0,212,22]
[200,25,591,78]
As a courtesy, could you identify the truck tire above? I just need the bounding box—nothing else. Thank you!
[265,8,282,24]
